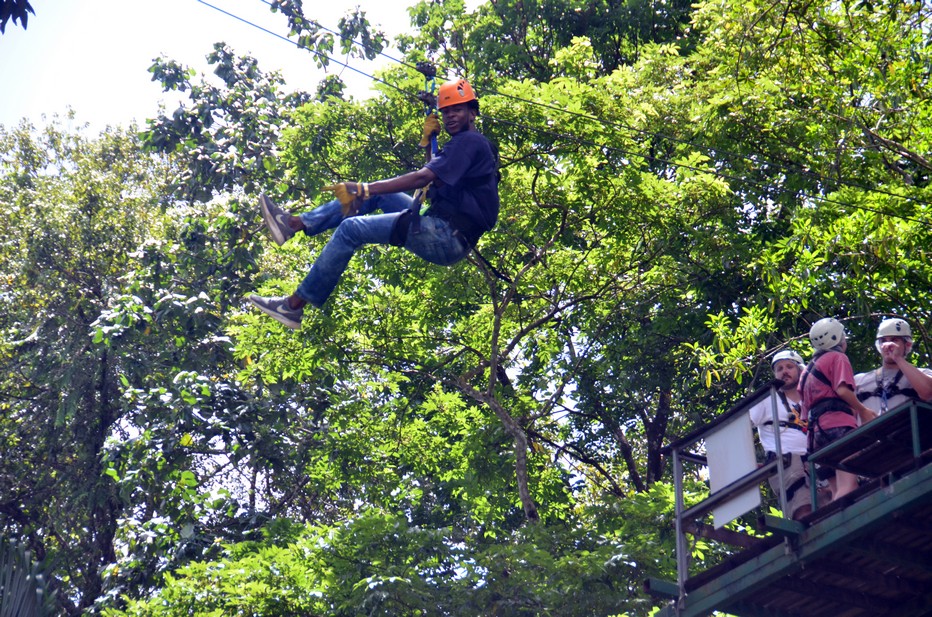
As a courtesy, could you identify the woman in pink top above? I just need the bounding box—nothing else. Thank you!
[799,318,877,500]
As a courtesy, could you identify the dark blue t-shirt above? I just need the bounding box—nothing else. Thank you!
[425,129,499,244]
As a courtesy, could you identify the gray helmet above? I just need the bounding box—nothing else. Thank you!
[771,349,804,369]
[809,318,846,351]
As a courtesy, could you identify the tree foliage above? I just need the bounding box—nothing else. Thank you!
[0,0,33,33]
[2,0,931,615]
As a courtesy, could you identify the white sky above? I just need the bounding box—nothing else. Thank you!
[0,0,433,131]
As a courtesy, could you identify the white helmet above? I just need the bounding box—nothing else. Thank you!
[876,318,911,340]
[771,349,804,369]
[809,318,846,351]
[875,317,912,354]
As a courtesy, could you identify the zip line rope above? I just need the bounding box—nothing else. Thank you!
[195,0,932,226]
[255,0,423,74]
[242,0,932,211]
[195,0,416,102]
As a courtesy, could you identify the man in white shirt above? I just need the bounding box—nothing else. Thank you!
[748,350,812,520]
[855,318,932,415]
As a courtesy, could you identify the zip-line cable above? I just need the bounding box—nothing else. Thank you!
[245,0,931,210]
[255,0,423,74]
[196,0,931,226]
[195,0,416,102]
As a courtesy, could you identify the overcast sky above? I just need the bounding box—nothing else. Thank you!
[0,0,424,131]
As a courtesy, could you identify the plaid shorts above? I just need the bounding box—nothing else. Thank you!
[811,425,855,480]
[812,425,854,451]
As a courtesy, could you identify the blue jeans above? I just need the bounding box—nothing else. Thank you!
[294,193,470,307]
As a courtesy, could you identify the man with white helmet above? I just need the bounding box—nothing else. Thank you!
[799,318,877,500]
[747,349,812,519]
[855,317,932,415]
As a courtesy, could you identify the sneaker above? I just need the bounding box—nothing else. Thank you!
[248,294,303,329]
[259,194,296,246]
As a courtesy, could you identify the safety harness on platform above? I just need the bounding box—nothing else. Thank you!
[761,390,807,433]
[855,368,920,413]
[799,352,855,453]
[762,389,808,502]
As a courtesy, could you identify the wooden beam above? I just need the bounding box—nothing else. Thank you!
[645,577,680,599]
[769,577,891,612]
[815,558,928,595]
[845,540,932,571]
[683,521,766,549]
[758,514,805,540]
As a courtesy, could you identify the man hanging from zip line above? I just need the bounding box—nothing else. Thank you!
[855,317,932,415]
[247,78,500,329]
[747,350,814,520]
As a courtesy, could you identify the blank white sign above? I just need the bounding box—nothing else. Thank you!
[706,413,760,528]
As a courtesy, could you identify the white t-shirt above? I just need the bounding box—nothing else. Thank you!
[747,389,808,454]
[855,366,932,415]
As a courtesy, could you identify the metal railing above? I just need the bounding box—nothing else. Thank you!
[664,380,792,608]
[659,394,932,615]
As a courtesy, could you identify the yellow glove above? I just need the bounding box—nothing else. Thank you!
[323,181,370,217]
[418,113,442,148]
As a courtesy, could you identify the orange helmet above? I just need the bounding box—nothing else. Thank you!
[437,79,478,109]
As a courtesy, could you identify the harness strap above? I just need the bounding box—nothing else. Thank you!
[805,363,833,388]
[777,390,807,432]
[856,369,918,401]
[764,452,807,501]
[806,396,854,451]
[762,420,806,432]
[808,397,853,422]
[799,353,848,420]
[786,476,807,501]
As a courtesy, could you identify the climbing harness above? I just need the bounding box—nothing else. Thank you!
[856,368,919,413]
[799,353,854,453]
[403,66,513,285]
[763,451,807,502]
[762,390,807,433]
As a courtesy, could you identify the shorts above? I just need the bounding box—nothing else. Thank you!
[812,425,854,451]
[766,452,811,518]
[810,425,856,480]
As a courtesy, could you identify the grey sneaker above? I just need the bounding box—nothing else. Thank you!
[259,194,296,246]
[248,294,303,329]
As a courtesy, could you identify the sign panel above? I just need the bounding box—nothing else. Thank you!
[706,413,760,528]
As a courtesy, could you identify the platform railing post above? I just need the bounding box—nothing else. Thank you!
[673,447,687,613]
[769,384,788,517]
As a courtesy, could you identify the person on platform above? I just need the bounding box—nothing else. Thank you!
[799,318,877,501]
[748,350,812,519]
[855,317,932,416]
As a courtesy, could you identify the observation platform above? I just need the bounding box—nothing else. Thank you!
[647,392,932,617]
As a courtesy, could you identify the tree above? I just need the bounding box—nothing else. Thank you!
[0,536,55,617]
[5,0,932,615]
[683,0,932,380]
[0,119,175,614]
[0,0,34,33]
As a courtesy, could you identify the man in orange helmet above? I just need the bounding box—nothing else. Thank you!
[248,79,500,329]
